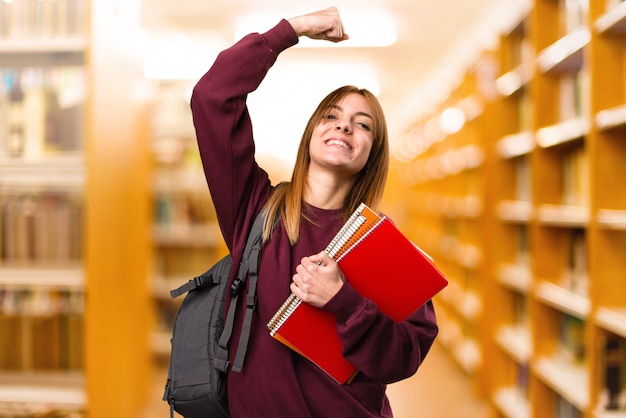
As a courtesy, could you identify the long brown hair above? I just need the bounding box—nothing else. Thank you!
[262,85,389,244]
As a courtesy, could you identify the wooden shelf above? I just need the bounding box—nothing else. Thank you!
[452,338,482,374]
[437,315,463,349]
[449,243,482,270]
[536,27,590,73]
[495,325,532,363]
[0,1,154,417]
[0,37,87,66]
[150,330,172,358]
[594,307,626,338]
[496,132,535,159]
[148,81,228,368]
[536,116,589,148]
[457,291,482,322]
[597,209,626,230]
[594,2,626,34]
[0,266,84,290]
[594,411,626,418]
[535,281,590,319]
[438,195,483,218]
[152,165,207,193]
[0,154,86,190]
[534,357,589,411]
[537,204,590,227]
[388,1,625,416]
[596,104,626,131]
[0,372,85,414]
[152,223,221,247]
[497,264,532,293]
[497,200,534,223]
[492,387,531,418]
[0,37,87,53]
[496,64,533,97]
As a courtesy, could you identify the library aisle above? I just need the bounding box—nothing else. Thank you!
[386,343,492,418]
[138,342,492,418]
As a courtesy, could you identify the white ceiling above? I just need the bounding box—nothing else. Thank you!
[139,0,524,161]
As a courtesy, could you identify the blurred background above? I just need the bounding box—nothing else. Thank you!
[2,0,626,417]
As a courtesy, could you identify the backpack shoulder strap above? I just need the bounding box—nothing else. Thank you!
[214,209,270,373]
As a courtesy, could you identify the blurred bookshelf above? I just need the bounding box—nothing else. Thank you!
[0,1,152,417]
[147,80,227,359]
[388,0,626,417]
[145,81,293,361]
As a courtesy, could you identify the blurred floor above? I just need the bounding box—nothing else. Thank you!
[386,342,493,418]
[139,342,492,418]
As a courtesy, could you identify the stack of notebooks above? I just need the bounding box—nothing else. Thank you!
[267,203,448,384]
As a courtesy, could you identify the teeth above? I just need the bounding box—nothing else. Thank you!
[327,139,351,150]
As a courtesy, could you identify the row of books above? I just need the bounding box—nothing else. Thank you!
[0,0,86,39]
[0,313,83,370]
[154,245,223,279]
[560,145,589,207]
[514,224,530,270]
[0,66,85,159]
[508,144,588,207]
[559,0,588,36]
[0,192,83,262]
[563,228,588,297]
[559,313,586,364]
[506,34,533,74]
[0,287,84,316]
[512,292,529,329]
[516,90,533,134]
[154,191,216,227]
[516,362,530,398]
[600,333,626,411]
[514,156,531,202]
[559,70,588,122]
[556,394,584,418]
[500,319,624,413]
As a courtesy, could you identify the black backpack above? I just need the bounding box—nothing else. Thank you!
[163,211,266,418]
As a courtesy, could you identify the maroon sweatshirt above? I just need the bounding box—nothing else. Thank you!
[190,18,439,418]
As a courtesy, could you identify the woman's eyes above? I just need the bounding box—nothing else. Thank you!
[357,122,371,131]
[325,114,372,131]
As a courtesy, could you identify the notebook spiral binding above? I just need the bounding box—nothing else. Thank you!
[325,202,367,257]
[268,293,302,336]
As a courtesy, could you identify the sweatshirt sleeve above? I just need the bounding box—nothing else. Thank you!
[190,19,298,251]
[323,281,439,384]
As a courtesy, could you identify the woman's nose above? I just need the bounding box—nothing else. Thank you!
[335,121,351,133]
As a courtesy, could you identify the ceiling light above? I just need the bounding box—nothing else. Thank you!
[439,107,465,134]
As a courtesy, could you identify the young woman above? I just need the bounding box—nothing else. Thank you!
[191,7,438,417]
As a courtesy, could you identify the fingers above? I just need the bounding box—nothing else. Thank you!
[293,255,324,288]
[319,8,346,42]
[291,251,343,308]
[288,7,349,43]
[291,255,323,302]
[291,263,315,302]
[308,251,332,266]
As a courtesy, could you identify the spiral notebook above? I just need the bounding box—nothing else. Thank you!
[266,203,448,384]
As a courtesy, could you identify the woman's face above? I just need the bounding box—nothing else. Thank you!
[309,92,374,177]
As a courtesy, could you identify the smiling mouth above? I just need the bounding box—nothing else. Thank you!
[326,138,352,151]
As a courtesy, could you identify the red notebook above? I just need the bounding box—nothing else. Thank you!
[266,203,448,384]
